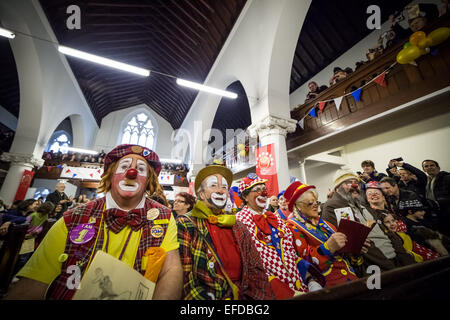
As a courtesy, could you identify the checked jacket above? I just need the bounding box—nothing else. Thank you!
[176,213,273,300]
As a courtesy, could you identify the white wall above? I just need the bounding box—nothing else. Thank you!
[289,0,442,109]
[93,104,174,159]
[291,112,450,202]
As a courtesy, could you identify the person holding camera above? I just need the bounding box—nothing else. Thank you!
[358,160,387,185]
[386,158,428,201]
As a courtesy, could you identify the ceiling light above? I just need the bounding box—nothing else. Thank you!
[176,78,237,99]
[0,27,15,39]
[58,45,150,77]
[59,146,99,155]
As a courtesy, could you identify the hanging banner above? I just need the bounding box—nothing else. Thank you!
[318,101,326,112]
[189,181,195,195]
[255,143,279,197]
[352,88,362,102]
[374,72,387,87]
[14,170,35,202]
[298,118,305,130]
[159,174,175,185]
[308,107,316,118]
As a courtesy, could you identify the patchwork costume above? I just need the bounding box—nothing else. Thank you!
[177,165,272,300]
[18,144,177,300]
[284,181,358,288]
[236,174,324,299]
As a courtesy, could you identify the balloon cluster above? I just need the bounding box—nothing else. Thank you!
[237,143,246,156]
[396,27,450,65]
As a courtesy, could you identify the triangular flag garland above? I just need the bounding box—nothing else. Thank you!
[299,62,397,115]
[298,118,305,130]
[334,96,343,111]
[373,72,386,87]
[351,88,362,102]
[318,101,326,112]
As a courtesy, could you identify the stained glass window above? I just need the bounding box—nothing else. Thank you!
[121,113,154,149]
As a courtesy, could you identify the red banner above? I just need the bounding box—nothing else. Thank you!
[189,181,194,195]
[14,169,35,202]
[256,143,279,197]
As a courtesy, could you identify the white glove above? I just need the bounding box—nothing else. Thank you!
[308,280,323,292]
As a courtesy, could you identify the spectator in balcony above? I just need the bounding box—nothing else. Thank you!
[386,159,427,201]
[440,0,450,16]
[329,67,350,86]
[173,192,195,218]
[305,81,328,102]
[379,177,424,217]
[81,155,90,163]
[322,169,415,275]
[405,2,440,32]
[266,196,279,213]
[61,153,69,162]
[422,159,450,236]
[359,160,387,184]
[45,182,73,213]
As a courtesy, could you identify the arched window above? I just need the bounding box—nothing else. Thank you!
[47,131,71,153]
[121,112,155,149]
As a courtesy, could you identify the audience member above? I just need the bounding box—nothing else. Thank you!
[359,160,387,184]
[386,159,427,201]
[422,159,450,236]
[276,191,290,220]
[172,192,195,218]
[380,177,424,217]
[322,169,415,276]
[45,182,73,213]
[305,81,328,102]
[329,67,349,86]
[440,0,450,16]
[266,196,279,213]
[405,2,440,32]
[28,202,54,229]
[52,204,63,220]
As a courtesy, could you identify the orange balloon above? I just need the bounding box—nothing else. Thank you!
[409,31,426,46]
[418,37,433,49]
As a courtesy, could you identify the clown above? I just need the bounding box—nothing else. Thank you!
[176,165,272,300]
[235,173,324,299]
[9,144,183,300]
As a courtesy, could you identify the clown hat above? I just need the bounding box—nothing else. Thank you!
[238,173,267,195]
[284,181,316,212]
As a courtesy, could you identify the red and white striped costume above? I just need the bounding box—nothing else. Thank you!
[236,206,307,293]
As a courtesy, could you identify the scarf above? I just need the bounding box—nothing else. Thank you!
[191,201,236,227]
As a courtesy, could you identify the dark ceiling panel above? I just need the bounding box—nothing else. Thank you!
[38,0,247,129]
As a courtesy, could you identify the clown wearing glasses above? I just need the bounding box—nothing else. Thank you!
[284,181,361,288]
[236,174,325,299]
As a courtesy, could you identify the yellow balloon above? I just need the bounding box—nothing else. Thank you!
[417,37,432,49]
[396,45,422,64]
[409,31,426,46]
[239,150,246,157]
[428,27,450,46]
[237,144,244,151]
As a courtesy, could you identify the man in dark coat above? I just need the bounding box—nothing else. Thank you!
[386,160,427,201]
[45,182,73,213]
[422,160,450,236]
[322,170,415,277]
[379,177,424,217]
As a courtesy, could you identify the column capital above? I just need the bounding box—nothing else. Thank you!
[248,114,297,139]
[0,152,45,168]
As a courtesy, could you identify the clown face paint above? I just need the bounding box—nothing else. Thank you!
[245,183,268,213]
[200,174,229,210]
[111,155,149,201]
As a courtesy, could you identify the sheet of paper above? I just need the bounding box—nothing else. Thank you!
[73,250,155,300]
[19,238,35,255]
[334,207,355,225]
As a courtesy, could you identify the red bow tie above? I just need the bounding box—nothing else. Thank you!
[104,208,145,233]
[253,211,279,235]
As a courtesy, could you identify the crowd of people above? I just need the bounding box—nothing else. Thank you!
[304,1,445,104]
[42,150,106,164]
[1,143,448,300]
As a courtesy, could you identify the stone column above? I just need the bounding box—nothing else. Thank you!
[0,153,44,205]
[298,159,307,184]
[248,114,297,192]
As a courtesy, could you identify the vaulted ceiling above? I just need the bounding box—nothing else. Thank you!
[1,0,414,134]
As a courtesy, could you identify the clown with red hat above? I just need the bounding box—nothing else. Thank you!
[13,144,183,300]
[235,173,325,298]
[284,181,360,288]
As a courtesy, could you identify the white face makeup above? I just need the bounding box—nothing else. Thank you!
[118,180,139,192]
[136,159,148,177]
[255,196,267,208]
[203,175,228,209]
[116,158,132,174]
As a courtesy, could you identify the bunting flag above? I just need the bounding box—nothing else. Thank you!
[352,88,362,102]
[57,165,62,170]
[72,173,77,178]
[89,173,94,178]
[373,72,386,87]
[308,107,316,118]
[334,96,343,112]
[65,169,71,173]
[298,118,305,130]
[318,101,326,112]
[47,166,52,172]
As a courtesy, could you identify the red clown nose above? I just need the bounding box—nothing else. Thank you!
[126,168,138,179]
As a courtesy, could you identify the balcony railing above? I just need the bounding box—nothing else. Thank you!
[287,17,450,150]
